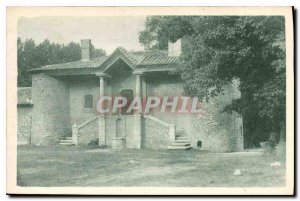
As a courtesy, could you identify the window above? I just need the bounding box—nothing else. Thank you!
[84,95,93,108]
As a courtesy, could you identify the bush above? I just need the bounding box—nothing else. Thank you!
[88,138,99,146]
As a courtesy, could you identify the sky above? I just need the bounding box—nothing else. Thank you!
[18,16,147,54]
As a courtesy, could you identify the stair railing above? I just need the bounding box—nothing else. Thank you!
[72,116,99,145]
[143,115,176,144]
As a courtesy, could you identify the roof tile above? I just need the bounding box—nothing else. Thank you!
[31,47,179,72]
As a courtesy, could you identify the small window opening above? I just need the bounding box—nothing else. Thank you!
[84,95,93,108]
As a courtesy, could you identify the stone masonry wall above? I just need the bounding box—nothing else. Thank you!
[31,73,71,145]
[77,118,99,145]
[17,106,32,145]
[143,118,169,149]
[231,116,244,151]
[191,79,243,152]
[146,74,243,152]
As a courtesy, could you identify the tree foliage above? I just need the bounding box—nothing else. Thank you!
[17,38,106,87]
[139,16,286,147]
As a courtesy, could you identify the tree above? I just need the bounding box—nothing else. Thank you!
[17,38,107,87]
[139,16,286,147]
[18,38,37,87]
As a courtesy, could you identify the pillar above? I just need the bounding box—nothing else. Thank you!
[72,123,78,145]
[96,72,111,147]
[168,124,176,144]
[133,71,143,149]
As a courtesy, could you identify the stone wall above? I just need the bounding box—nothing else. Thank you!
[146,74,243,152]
[17,106,32,145]
[77,118,99,145]
[143,117,169,149]
[190,80,244,152]
[231,116,244,151]
[191,112,241,152]
[31,73,71,145]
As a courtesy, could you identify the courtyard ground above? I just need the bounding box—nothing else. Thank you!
[17,146,285,187]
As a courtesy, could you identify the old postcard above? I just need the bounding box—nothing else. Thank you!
[6,7,294,195]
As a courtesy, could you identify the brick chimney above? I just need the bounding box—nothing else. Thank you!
[81,39,91,61]
[168,39,182,57]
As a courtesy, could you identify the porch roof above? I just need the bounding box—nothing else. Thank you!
[30,47,179,73]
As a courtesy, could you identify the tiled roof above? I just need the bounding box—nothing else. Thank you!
[138,55,178,66]
[117,47,145,65]
[31,47,179,72]
[17,87,33,105]
[33,56,109,71]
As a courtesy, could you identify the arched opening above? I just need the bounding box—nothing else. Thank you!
[120,89,134,115]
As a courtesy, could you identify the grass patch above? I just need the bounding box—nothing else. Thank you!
[17,146,286,187]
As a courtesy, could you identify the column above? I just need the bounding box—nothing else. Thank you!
[133,71,143,149]
[96,72,111,147]
[99,76,105,98]
[168,124,176,144]
[135,73,142,99]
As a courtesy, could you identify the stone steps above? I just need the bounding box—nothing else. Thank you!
[59,142,75,146]
[168,133,192,150]
[59,137,74,146]
[60,140,73,143]
[171,142,190,146]
[174,139,190,143]
[168,145,193,150]
[176,136,190,141]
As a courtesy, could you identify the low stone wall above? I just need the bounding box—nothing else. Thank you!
[17,107,32,145]
[77,118,99,145]
[191,80,244,152]
[143,117,169,149]
[230,116,244,152]
[192,112,241,152]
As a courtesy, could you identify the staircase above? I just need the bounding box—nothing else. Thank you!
[168,130,192,150]
[59,136,74,146]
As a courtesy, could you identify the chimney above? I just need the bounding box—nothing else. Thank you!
[81,39,91,61]
[168,39,182,57]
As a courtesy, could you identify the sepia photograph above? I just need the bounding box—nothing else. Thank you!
[6,7,294,195]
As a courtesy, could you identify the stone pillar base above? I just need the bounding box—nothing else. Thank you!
[111,138,126,149]
[98,115,106,146]
[133,114,142,149]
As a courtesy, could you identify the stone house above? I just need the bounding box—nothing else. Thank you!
[17,39,244,152]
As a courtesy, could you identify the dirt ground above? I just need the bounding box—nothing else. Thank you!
[17,146,286,187]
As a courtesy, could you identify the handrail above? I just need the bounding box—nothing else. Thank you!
[143,115,170,127]
[72,115,99,145]
[77,116,99,129]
